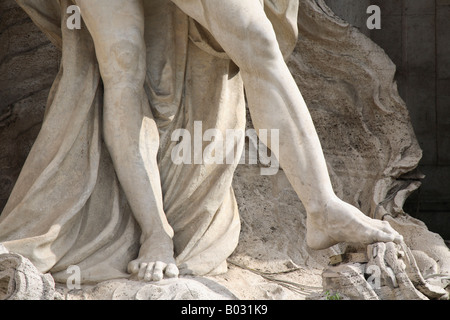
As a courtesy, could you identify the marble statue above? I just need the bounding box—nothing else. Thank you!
[0,0,402,284]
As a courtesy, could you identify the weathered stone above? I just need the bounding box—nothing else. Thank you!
[56,278,237,300]
[0,253,55,300]
[322,242,449,300]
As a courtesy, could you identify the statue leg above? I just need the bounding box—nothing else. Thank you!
[74,0,178,281]
[172,0,403,249]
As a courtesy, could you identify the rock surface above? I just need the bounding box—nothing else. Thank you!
[56,278,237,300]
[322,242,448,300]
[0,252,55,300]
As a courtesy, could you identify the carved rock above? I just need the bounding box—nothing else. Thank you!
[0,252,55,300]
[322,242,449,300]
[56,278,237,300]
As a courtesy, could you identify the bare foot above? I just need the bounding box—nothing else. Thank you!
[127,233,179,281]
[306,197,403,250]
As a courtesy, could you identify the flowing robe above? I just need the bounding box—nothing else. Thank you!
[0,0,298,283]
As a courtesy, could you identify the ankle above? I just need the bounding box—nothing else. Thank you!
[140,228,173,245]
[304,194,341,217]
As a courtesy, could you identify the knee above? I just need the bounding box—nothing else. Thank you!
[97,30,146,87]
[112,39,142,70]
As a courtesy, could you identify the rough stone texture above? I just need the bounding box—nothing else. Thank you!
[55,278,237,300]
[0,0,449,300]
[323,0,371,36]
[0,252,55,300]
[322,242,448,300]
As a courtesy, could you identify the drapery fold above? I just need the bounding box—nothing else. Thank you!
[0,0,298,283]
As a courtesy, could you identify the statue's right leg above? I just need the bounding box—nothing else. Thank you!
[74,0,178,281]
[171,0,403,249]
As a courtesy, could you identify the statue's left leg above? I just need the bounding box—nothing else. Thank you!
[74,0,178,281]
[171,0,403,249]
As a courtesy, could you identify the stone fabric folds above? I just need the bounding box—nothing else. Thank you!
[0,0,298,283]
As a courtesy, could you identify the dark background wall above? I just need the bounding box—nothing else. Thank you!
[325,0,450,239]
[0,0,61,211]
